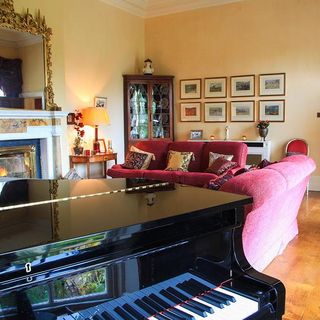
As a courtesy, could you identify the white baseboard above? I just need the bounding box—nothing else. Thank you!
[309,176,320,191]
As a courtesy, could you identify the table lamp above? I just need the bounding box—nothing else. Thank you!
[82,107,110,153]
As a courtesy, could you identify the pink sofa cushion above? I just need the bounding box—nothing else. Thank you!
[107,165,145,178]
[201,141,247,171]
[168,141,206,172]
[179,172,218,187]
[134,141,170,170]
[143,170,177,183]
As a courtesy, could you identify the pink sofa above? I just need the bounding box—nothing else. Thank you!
[220,154,316,271]
[107,140,248,187]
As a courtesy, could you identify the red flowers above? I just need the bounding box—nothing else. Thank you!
[74,110,85,147]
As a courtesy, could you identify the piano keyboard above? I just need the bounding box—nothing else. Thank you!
[59,272,259,320]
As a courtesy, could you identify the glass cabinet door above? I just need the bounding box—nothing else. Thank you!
[152,83,171,139]
[129,84,149,140]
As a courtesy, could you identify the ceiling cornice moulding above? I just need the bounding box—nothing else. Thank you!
[100,0,244,18]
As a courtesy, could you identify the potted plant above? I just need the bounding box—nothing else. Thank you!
[257,120,270,141]
[73,110,85,155]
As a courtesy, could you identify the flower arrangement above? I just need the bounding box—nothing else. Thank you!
[73,110,85,148]
[256,120,270,129]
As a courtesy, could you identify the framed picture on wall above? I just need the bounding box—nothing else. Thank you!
[259,100,285,122]
[230,101,255,122]
[94,96,107,108]
[230,75,255,97]
[180,79,201,99]
[204,102,227,122]
[204,77,227,98]
[259,73,286,96]
[180,102,201,121]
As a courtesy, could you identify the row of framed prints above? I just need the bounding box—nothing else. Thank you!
[180,73,286,99]
[180,100,285,122]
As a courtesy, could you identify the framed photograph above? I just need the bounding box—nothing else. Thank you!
[230,101,255,122]
[204,102,227,122]
[190,130,203,140]
[180,102,201,122]
[259,73,286,96]
[180,79,201,99]
[97,138,107,153]
[94,96,107,108]
[231,75,255,97]
[259,100,285,122]
[67,112,75,125]
[204,77,227,98]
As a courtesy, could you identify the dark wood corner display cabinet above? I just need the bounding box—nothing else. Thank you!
[123,74,174,151]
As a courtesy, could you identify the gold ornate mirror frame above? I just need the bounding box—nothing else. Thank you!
[0,0,60,110]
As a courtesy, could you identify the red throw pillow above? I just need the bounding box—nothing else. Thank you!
[122,151,148,169]
[206,157,237,175]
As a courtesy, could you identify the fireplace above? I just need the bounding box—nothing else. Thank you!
[0,140,41,178]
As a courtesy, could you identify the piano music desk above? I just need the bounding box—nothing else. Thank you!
[69,152,117,178]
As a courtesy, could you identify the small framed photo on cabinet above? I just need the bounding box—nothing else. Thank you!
[259,73,286,96]
[190,130,203,140]
[259,100,285,122]
[180,102,201,121]
[204,102,227,122]
[230,101,255,122]
[180,79,201,99]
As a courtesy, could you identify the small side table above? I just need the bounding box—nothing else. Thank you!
[69,153,117,179]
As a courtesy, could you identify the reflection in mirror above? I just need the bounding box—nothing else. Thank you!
[0,28,44,109]
[0,0,60,110]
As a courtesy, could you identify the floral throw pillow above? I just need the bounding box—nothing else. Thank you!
[206,157,237,175]
[207,173,234,190]
[122,151,148,170]
[165,150,194,172]
[208,152,234,167]
[130,146,155,169]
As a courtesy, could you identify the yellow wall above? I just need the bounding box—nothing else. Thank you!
[145,0,320,181]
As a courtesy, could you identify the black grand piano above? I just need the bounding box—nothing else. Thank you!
[0,178,285,320]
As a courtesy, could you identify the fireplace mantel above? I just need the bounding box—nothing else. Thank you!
[0,109,68,178]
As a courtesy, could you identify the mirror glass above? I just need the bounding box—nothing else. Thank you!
[0,28,44,110]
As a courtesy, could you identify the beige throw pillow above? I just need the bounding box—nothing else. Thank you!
[130,146,155,169]
[165,150,194,172]
[208,152,234,167]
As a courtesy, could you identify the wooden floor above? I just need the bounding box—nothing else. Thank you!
[264,191,320,320]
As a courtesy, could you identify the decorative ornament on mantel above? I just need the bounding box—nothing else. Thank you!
[143,58,154,75]
[257,120,270,141]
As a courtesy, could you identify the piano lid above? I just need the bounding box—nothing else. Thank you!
[0,178,251,277]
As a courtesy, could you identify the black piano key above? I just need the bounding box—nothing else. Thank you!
[188,278,236,302]
[184,280,230,306]
[156,314,172,320]
[159,290,196,320]
[122,303,145,320]
[134,298,157,315]
[167,286,214,314]
[101,311,114,320]
[142,296,163,312]
[149,293,172,309]
[177,283,224,309]
[114,306,135,320]
[92,314,106,320]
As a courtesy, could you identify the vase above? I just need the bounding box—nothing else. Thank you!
[73,146,83,155]
[259,128,268,141]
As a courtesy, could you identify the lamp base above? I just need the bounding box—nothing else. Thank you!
[93,140,100,153]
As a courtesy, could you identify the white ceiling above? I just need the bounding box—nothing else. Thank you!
[101,0,244,18]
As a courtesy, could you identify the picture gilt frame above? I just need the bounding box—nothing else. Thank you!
[259,100,285,122]
[259,73,286,96]
[204,77,227,98]
[231,75,255,97]
[0,0,59,110]
[180,102,201,122]
[190,130,203,140]
[204,102,227,122]
[230,101,255,122]
[180,79,201,99]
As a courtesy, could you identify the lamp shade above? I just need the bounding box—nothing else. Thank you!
[82,107,110,126]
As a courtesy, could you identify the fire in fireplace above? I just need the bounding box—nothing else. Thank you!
[0,145,37,178]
